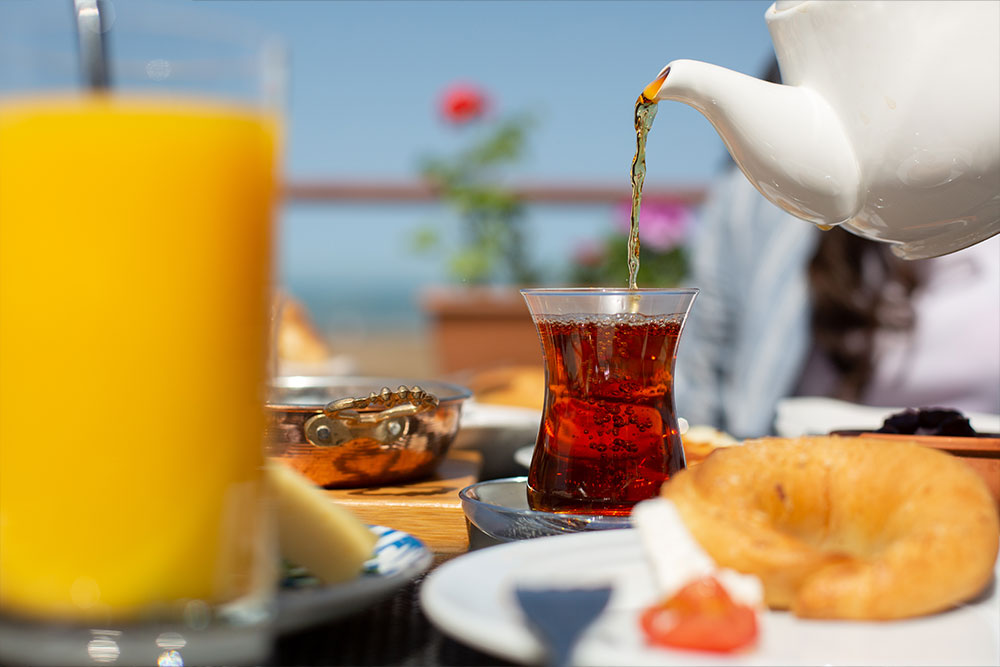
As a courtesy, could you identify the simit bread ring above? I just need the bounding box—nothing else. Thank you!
[661,436,999,620]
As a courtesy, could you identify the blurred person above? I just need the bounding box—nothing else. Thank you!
[675,164,1000,439]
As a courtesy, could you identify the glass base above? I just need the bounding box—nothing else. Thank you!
[0,613,270,666]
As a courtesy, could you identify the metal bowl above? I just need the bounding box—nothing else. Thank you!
[266,376,471,488]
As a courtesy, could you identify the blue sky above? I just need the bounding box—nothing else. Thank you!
[220,0,777,331]
[199,1,777,331]
[205,0,774,183]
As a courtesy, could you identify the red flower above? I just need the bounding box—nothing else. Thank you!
[439,82,489,124]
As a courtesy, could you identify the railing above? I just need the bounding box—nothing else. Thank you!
[282,180,707,206]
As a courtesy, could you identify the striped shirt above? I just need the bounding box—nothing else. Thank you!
[675,168,1000,438]
[675,168,819,439]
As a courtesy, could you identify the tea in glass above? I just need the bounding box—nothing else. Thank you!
[521,288,697,516]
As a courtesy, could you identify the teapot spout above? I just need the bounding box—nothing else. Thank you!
[648,60,861,226]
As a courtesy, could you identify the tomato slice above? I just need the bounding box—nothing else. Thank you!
[640,576,758,653]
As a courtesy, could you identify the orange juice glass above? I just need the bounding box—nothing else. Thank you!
[0,4,282,664]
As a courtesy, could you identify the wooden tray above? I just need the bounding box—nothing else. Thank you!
[322,449,482,558]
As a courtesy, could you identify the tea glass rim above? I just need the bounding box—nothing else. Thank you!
[520,287,699,297]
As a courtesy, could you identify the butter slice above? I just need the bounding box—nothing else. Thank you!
[633,497,763,607]
[267,462,377,585]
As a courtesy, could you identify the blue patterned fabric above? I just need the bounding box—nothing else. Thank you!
[364,525,428,576]
[675,168,820,439]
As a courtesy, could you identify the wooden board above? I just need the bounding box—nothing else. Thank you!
[322,449,482,557]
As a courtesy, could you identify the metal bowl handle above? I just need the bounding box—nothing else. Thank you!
[323,385,440,425]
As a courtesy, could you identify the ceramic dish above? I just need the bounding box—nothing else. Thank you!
[277,525,432,634]
[422,529,1000,666]
[775,397,1000,438]
[453,401,541,479]
[460,477,631,548]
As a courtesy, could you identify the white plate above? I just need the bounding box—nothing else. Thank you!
[454,401,542,478]
[458,401,542,432]
[421,529,1000,666]
[276,355,358,379]
[277,525,432,634]
[775,397,1000,437]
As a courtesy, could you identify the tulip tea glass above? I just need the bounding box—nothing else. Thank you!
[521,288,697,516]
[0,3,282,664]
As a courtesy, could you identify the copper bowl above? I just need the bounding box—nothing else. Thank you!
[266,376,471,488]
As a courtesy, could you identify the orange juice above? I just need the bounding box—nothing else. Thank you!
[0,95,278,621]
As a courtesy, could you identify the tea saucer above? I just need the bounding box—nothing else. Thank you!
[459,477,632,548]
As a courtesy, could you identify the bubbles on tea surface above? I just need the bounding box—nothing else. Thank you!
[535,312,685,328]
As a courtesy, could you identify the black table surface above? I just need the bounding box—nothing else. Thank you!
[269,573,517,667]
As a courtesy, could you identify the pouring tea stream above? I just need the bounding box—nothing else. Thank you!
[643,0,1000,259]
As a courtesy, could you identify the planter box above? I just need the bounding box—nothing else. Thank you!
[420,286,541,374]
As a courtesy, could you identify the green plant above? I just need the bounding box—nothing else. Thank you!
[569,199,692,287]
[413,83,539,285]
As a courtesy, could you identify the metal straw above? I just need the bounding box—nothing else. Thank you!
[72,0,110,89]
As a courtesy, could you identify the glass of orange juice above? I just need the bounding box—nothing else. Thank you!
[0,2,282,664]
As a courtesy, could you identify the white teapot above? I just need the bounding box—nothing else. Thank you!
[647,0,1000,259]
